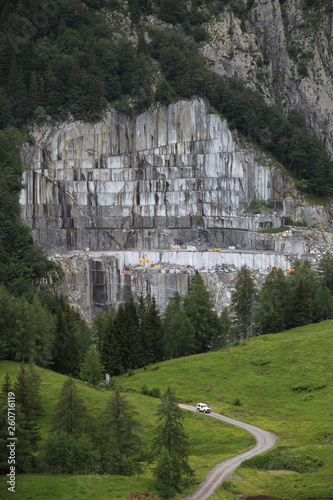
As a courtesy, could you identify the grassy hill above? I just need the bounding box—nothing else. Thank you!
[1,320,333,499]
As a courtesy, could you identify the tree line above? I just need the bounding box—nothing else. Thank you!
[230,252,333,340]
[0,367,193,498]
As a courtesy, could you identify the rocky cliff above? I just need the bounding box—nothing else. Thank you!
[20,99,333,321]
[201,0,333,157]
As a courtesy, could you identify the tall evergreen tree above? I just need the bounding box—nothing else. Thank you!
[99,387,142,474]
[184,272,219,352]
[101,315,123,376]
[0,374,32,473]
[14,363,42,451]
[317,252,333,293]
[146,296,164,363]
[153,387,193,496]
[291,278,312,327]
[52,377,88,436]
[163,292,196,359]
[231,265,256,339]
[80,345,104,387]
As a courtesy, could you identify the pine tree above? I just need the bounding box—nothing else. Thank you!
[231,265,256,339]
[101,316,123,376]
[14,363,42,451]
[0,374,32,473]
[313,285,333,322]
[146,296,164,363]
[318,252,333,293]
[100,387,142,473]
[163,292,195,359]
[255,288,284,335]
[52,377,88,436]
[80,345,104,387]
[291,278,312,327]
[154,447,179,499]
[153,387,193,495]
[137,294,153,366]
[52,305,81,377]
[218,307,232,346]
[184,272,219,352]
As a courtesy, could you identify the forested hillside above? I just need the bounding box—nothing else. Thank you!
[1,0,333,195]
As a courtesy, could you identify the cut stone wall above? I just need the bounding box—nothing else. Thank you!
[20,99,333,321]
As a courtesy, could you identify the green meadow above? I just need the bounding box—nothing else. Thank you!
[1,320,333,499]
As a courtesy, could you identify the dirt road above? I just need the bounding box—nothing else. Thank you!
[179,404,277,500]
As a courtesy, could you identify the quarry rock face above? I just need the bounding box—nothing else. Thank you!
[20,99,333,320]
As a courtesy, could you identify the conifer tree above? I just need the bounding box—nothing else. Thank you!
[318,251,333,293]
[313,285,333,322]
[291,278,312,327]
[218,306,232,346]
[163,292,195,359]
[184,272,219,352]
[52,377,87,436]
[153,387,193,496]
[100,387,142,474]
[0,374,32,473]
[80,345,104,387]
[146,296,164,363]
[101,315,123,376]
[138,294,153,366]
[14,363,42,451]
[231,265,256,339]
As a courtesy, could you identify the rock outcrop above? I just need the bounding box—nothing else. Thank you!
[201,0,333,157]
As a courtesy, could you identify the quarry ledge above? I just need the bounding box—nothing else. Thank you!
[52,249,293,273]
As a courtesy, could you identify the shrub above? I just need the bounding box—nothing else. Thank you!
[240,447,323,473]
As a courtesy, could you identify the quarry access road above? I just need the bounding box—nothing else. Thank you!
[179,404,277,500]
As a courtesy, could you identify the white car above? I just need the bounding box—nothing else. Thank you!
[196,403,211,413]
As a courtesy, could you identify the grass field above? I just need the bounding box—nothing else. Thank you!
[1,320,333,499]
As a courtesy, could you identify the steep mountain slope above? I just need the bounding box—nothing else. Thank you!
[202,0,333,157]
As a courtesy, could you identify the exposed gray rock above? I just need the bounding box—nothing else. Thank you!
[20,99,333,321]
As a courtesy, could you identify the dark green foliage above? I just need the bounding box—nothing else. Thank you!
[219,307,232,346]
[184,272,219,352]
[99,387,143,474]
[101,315,123,376]
[163,292,196,359]
[52,377,88,436]
[146,297,164,363]
[80,345,104,387]
[153,387,193,496]
[255,254,333,334]
[231,265,256,339]
[52,304,84,377]
[240,446,323,473]
[43,431,96,474]
[0,375,33,473]
[291,278,312,327]
[14,363,42,451]
[154,448,180,499]
[0,2,331,197]
[101,295,164,376]
[0,127,60,295]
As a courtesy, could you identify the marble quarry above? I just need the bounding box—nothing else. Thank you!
[20,99,333,320]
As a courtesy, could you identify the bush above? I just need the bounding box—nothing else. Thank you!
[240,447,323,473]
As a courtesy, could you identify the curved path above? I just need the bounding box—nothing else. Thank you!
[179,404,277,500]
